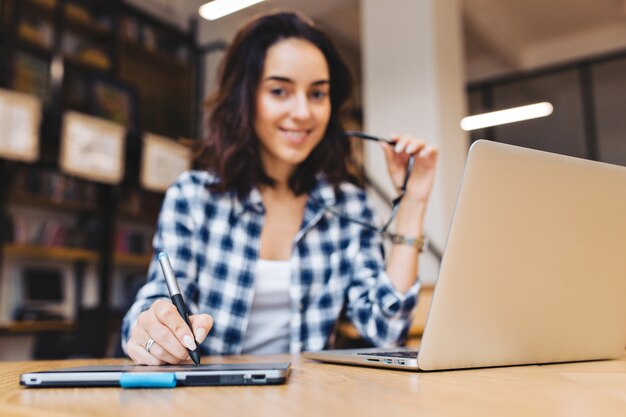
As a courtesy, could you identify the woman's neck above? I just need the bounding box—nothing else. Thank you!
[260,154,296,188]
[260,181,295,200]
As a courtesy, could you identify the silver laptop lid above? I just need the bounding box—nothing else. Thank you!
[418,140,626,371]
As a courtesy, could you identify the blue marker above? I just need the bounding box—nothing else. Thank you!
[158,252,201,365]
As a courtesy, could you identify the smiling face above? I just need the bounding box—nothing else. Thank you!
[254,37,331,182]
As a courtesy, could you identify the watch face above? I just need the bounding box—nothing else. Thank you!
[389,234,425,251]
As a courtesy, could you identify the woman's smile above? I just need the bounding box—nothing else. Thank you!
[278,127,314,145]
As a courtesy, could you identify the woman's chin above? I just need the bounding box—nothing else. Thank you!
[277,145,317,165]
[282,154,309,167]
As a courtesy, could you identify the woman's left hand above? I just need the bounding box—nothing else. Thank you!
[382,134,438,202]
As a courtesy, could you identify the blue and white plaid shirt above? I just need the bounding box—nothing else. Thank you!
[122,171,420,355]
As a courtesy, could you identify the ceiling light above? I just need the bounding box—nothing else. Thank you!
[198,0,265,21]
[460,102,554,131]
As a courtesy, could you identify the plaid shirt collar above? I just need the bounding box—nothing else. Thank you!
[235,174,337,216]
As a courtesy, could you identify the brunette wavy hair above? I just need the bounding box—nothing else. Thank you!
[199,11,354,197]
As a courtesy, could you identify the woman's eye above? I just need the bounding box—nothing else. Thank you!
[270,87,287,97]
[311,90,329,100]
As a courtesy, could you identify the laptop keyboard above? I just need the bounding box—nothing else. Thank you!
[357,351,419,359]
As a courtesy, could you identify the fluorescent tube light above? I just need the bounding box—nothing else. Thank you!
[460,102,554,131]
[199,0,265,21]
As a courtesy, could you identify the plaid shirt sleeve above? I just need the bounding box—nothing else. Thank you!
[341,186,420,347]
[121,172,203,354]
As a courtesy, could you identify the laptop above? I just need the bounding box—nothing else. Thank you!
[20,363,291,388]
[305,140,626,371]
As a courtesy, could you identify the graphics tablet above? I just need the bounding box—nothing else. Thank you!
[20,362,291,388]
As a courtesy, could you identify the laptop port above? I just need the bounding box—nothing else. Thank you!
[384,359,393,364]
[366,358,380,362]
[251,374,266,384]
[397,360,406,365]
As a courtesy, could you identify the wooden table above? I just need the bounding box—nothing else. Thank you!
[1,354,625,417]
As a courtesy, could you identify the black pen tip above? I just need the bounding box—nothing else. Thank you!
[190,350,201,366]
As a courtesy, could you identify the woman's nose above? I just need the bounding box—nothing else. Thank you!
[290,93,312,120]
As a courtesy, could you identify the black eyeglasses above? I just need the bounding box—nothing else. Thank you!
[313,131,416,240]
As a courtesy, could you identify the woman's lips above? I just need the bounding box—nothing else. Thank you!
[280,128,312,145]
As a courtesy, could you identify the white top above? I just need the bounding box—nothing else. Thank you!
[241,259,291,354]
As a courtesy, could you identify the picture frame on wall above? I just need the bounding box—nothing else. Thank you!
[90,77,139,132]
[59,111,126,184]
[140,133,192,193]
[0,88,42,162]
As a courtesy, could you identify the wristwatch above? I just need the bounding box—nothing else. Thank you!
[385,233,426,252]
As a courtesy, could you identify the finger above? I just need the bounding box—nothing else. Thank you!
[127,341,166,365]
[418,145,439,160]
[405,138,427,155]
[393,135,413,154]
[152,300,198,352]
[189,314,214,344]
[136,327,185,364]
[382,140,413,181]
[380,140,393,156]
[140,301,191,360]
[127,325,166,365]
[380,141,399,169]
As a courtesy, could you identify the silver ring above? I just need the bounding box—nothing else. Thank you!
[145,337,155,353]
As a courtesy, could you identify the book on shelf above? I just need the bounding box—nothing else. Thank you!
[62,32,111,70]
[29,0,57,9]
[120,16,139,42]
[10,216,70,247]
[141,24,157,51]
[9,212,102,250]
[90,77,138,131]
[39,220,67,247]
[18,16,54,49]
[64,2,91,24]
[118,189,162,219]
[62,68,91,111]
[114,227,150,256]
[12,168,98,205]
[64,1,113,32]
[11,51,50,103]
[119,17,189,64]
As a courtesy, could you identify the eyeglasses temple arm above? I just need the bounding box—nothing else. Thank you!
[344,131,395,145]
[400,155,415,193]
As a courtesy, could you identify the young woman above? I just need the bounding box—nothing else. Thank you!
[122,11,438,365]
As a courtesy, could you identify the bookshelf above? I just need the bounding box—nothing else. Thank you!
[3,244,99,262]
[0,319,74,334]
[0,0,200,359]
[114,253,151,269]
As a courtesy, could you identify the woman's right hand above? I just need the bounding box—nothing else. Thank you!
[127,299,213,365]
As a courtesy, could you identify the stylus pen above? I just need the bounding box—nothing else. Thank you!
[158,252,201,365]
